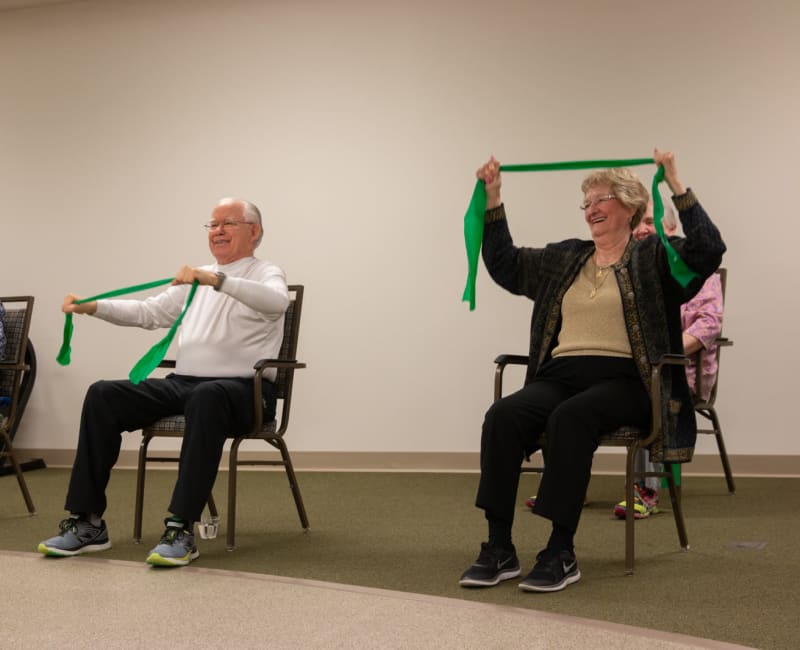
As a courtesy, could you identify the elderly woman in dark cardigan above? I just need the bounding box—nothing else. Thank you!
[459,149,725,593]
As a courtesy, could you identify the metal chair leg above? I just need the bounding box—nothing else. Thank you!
[227,438,243,551]
[272,436,310,530]
[708,407,735,495]
[624,447,636,575]
[133,434,152,543]
[1,430,36,515]
[207,492,219,520]
[664,463,689,551]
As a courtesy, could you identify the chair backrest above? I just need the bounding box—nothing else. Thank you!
[274,285,304,401]
[717,267,727,302]
[0,296,36,444]
[153,286,303,412]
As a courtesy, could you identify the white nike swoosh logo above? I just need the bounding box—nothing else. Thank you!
[497,556,514,569]
[562,560,576,573]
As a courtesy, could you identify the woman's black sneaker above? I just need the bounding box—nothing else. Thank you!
[459,542,520,587]
[518,547,581,592]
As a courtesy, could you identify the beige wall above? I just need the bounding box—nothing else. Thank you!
[1,0,797,461]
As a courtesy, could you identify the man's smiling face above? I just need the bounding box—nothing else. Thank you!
[207,200,260,265]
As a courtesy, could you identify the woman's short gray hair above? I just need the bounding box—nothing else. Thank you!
[581,168,649,229]
[217,197,263,248]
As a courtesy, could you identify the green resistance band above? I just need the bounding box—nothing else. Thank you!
[461,157,698,310]
[56,278,199,385]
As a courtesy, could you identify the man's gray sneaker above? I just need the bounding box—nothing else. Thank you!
[518,548,581,593]
[146,520,199,567]
[459,542,521,587]
[37,516,111,557]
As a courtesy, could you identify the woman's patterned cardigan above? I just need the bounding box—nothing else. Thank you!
[481,189,726,462]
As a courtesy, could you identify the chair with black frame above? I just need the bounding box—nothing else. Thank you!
[0,295,39,514]
[692,267,734,494]
[493,352,689,575]
[133,284,308,550]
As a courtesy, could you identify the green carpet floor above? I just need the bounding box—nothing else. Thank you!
[1,468,797,649]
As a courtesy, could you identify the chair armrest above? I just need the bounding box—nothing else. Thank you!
[493,354,529,366]
[0,362,28,371]
[641,353,689,449]
[493,354,530,402]
[653,354,689,370]
[253,359,307,371]
[251,358,306,431]
[716,337,733,348]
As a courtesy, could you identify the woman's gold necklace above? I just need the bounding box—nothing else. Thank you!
[589,259,612,299]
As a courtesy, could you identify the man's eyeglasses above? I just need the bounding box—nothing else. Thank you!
[580,195,617,211]
[203,220,251,231]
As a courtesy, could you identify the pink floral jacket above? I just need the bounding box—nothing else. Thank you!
[682,273,723,402]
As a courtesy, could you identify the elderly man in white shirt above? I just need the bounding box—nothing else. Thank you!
[39,198,288,567]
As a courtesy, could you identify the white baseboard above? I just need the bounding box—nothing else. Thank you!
[14,448,800,478]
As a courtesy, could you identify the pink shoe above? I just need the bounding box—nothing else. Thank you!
[613,484,660,519]
[637,485,660,514]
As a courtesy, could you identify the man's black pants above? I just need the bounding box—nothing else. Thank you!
[65,374,275,523]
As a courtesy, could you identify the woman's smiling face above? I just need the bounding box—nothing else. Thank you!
[582,183,636,241]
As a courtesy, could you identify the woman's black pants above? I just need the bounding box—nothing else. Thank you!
[476,356,650,533]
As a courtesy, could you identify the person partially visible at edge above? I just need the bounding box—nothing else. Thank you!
[38,198,289,567]
[611,199,724,520]
[0,301,6,361]
[459,149,725,593]
[0,301,6,408]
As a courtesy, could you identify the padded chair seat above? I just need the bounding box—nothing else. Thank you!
[597,426,646,445]
[535,426,645,450]
[144,414,279,436]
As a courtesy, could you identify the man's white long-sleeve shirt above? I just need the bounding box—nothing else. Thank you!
[94,257,289,380]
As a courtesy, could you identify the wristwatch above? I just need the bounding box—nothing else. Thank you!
[213,271,226,291]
